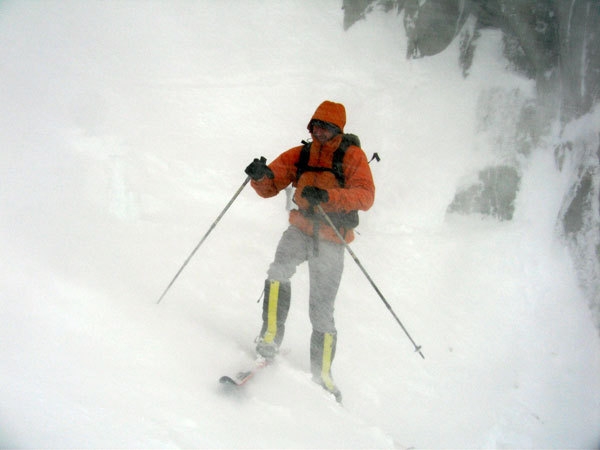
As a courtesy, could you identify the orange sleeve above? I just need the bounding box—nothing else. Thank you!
[250,146,303,198]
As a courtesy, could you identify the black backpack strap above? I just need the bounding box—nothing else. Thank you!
[295,140,336,182]
[295,134,360,187]
[331,139,349,188]
[295,140,312,183]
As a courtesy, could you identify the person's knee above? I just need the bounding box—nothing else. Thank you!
[267,264,294,281]
[310,309,336,334]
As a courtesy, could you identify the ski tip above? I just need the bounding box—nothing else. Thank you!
[219,375,238,385]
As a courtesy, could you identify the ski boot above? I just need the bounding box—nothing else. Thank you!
[255,279,290,360]
[310,330,342,403]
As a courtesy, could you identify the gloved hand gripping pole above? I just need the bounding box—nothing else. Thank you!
[316,205,425,359]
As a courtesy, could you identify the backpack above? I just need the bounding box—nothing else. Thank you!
[294,133,362,230]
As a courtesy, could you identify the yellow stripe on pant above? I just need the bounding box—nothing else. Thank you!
[321,332,336,391]
[263,280,280,344]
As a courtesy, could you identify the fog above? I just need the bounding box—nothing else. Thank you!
[1,1,598,448]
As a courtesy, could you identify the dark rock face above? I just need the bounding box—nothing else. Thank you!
[404,0,470,57]
[556,133,600,327]
[447,166,520,220]
[342,0,599,120]
[557,1,600,122]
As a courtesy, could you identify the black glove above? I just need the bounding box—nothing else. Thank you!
[245,157,274,181]
[301,186,329,206]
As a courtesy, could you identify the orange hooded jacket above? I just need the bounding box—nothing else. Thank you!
[251,101,375,244]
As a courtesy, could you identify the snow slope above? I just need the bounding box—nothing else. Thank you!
[0,1,599,448]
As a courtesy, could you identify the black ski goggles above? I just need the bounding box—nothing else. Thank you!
[308,119,341,134]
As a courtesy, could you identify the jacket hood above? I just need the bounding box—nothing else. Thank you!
[307,100,346,133]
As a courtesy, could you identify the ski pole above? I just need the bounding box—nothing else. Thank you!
[317,205,425,359]
[156,175,252,304]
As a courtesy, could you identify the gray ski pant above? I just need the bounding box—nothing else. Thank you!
[267,225,344,334]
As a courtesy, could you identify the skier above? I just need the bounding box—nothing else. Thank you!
[244,100,375,401]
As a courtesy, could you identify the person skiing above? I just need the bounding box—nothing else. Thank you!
[244,100,375,401]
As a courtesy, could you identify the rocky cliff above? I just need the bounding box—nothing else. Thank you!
[343,0,600,327]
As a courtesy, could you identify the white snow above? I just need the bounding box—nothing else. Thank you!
[1,1,599,448]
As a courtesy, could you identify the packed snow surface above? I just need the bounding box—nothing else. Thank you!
[1,1,599,448]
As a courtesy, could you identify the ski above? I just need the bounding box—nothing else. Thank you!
[219,355,270,387]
